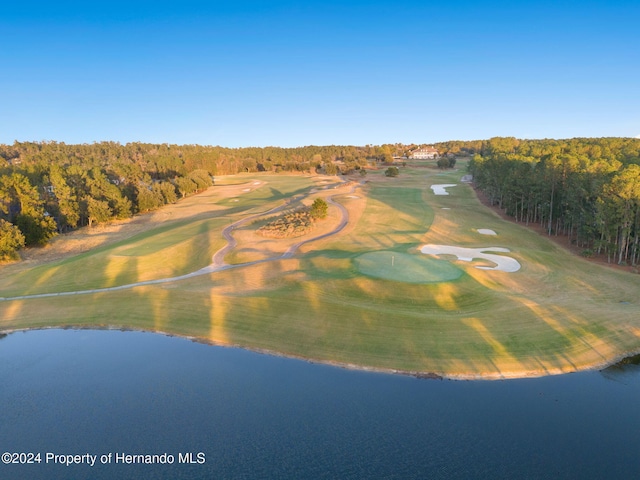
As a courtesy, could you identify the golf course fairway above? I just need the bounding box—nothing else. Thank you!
[1,163,639,379]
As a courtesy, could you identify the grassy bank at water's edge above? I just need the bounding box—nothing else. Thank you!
[1,163,639,379]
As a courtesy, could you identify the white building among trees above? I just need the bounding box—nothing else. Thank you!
[410,147,439,159]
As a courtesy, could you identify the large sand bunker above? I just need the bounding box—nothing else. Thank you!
[476,229,497,235]
[430,184,457,195]
[419,245,521,272]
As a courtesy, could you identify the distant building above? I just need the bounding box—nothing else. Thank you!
[410,147,439,159]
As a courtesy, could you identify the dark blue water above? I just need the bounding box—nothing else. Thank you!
[0,329,639,479]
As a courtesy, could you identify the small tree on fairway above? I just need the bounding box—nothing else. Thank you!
[310,198,328,219]
[437,157,449,169]
[385,167,399,177]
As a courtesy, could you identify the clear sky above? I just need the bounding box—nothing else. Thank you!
[1,0,638,147]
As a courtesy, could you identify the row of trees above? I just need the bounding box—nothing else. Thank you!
[468,137,640,265]
[0,165,214,260]
[0,141,420,177]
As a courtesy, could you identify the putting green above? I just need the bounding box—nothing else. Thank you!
[354,251,463,283]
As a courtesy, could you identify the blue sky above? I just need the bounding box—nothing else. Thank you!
[1,0,638,147]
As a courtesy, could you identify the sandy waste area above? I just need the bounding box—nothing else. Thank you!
[420,244,521,272]
[430,184,457,195]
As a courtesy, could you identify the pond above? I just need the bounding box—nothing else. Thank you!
[1,329,639,479]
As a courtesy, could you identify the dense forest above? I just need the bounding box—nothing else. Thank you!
[0,141,421,260]
[468,137,640,266]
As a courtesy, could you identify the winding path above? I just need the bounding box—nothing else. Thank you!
[0,183,358,302]
[282,195,349,258]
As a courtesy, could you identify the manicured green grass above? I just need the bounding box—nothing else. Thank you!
[330,184,434,252]
[355,251,463,283]
[1,165,640,379]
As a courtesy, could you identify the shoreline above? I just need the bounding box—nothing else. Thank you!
[2,171,638,383]
[2,325,639,382]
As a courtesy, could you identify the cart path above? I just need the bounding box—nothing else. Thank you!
[0,183,359,302]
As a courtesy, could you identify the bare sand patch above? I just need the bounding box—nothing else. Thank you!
[430,184,457,195]
[420,244,521,272]
[477,229,497,235]
[347,195,360,199]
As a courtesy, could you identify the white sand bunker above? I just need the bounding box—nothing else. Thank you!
[230,199,239,202]
[441,207,451,210]
[431,184,457,195]
[347,195,359,199]
[476,229,497,235]
[253,182,261,185]
[420,244,521,272]
[242,188,251,192]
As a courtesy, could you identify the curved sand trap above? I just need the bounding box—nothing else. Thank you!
[355,251,463,284]
[477,229,497,235]
[431,184,457,195]
[419,245,521,272]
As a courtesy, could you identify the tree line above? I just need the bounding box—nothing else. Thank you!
[0,141,428,260]
[468,137,640,265]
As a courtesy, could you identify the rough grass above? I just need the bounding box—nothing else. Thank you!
[1,164,640,379]
[0,174,315,296]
